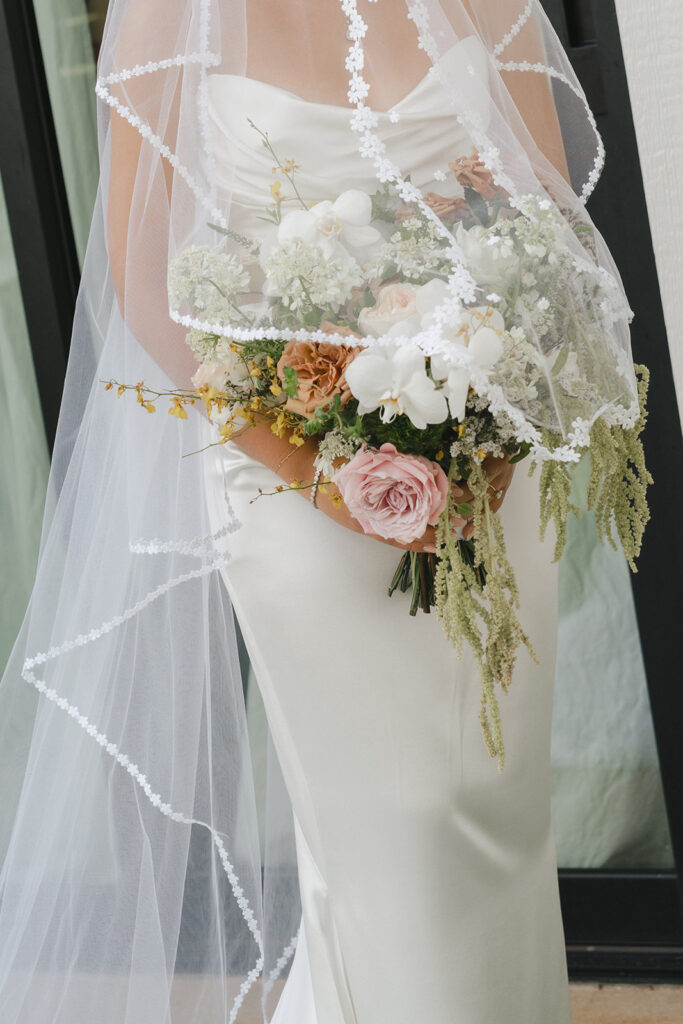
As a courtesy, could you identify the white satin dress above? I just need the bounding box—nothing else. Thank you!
[203,36,573,1024]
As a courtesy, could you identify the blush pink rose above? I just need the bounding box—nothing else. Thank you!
[334,442,449,544]
[358,282,419,336]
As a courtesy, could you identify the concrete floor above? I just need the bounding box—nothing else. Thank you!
[18,973,683,1020]
[227,979,683,1022]
[570,983,683,1024]
[169,977,683,1022]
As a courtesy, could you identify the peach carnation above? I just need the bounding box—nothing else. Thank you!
[276,325,361,419]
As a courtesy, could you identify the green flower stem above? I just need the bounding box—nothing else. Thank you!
[248,119,309,211]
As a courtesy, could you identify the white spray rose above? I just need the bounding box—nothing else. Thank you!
[415,280,505,421]
[191,340,250,391]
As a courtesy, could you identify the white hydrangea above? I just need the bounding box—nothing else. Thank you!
[262,238,363,314]
[168,245,250,319]
[367,220,447,281]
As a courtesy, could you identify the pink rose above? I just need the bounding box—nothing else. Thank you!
[334,443,449,544]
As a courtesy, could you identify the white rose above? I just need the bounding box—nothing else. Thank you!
[358,282,422,337]
[454,223,519,288]
[191,342,249,391]
[191,362,229,390]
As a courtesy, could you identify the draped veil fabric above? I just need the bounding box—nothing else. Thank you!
[0,3,639,1022]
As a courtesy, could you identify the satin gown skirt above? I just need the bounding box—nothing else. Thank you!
[205,441,572,1024]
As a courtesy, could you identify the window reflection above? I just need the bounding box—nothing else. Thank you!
[33,0,103,259]
[552,457,674,869]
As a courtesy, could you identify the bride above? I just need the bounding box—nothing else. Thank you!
[0,2,640,1022]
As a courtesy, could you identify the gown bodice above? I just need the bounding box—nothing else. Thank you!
[204,34,491,230]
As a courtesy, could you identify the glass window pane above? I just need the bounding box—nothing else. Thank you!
[552,455,674,869]
[0,175,50,672]
[33,0,105,262]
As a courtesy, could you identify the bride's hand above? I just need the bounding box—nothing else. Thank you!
[233,424,513,553]
[453,453,515,540]
[317,487,439,554]
[295,446,515,554]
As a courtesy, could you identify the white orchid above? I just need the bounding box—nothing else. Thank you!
[352,276,505,422]
[278,190,382,257]
[416,280,505,421]
[430,324,503,421]
[345,344,448,430]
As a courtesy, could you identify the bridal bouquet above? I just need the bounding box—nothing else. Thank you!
[107,130,651,770]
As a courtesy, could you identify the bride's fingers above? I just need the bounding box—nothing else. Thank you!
[451,482,475,507]
[406,525,437,553]
[365,525,437,553]
[463,520,475,541]
[482,452,513,474]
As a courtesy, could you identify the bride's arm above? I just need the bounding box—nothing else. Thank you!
[108,102,199,388]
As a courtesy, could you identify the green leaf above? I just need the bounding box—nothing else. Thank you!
[456,502,473,518]
[283,365,299,399]
[463,185,490,226]
[509,442,531,465]
[550,345,570,377]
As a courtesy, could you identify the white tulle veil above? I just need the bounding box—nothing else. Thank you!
[0,2,638,1021]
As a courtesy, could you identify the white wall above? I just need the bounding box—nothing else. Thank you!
[613,0,683,425]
